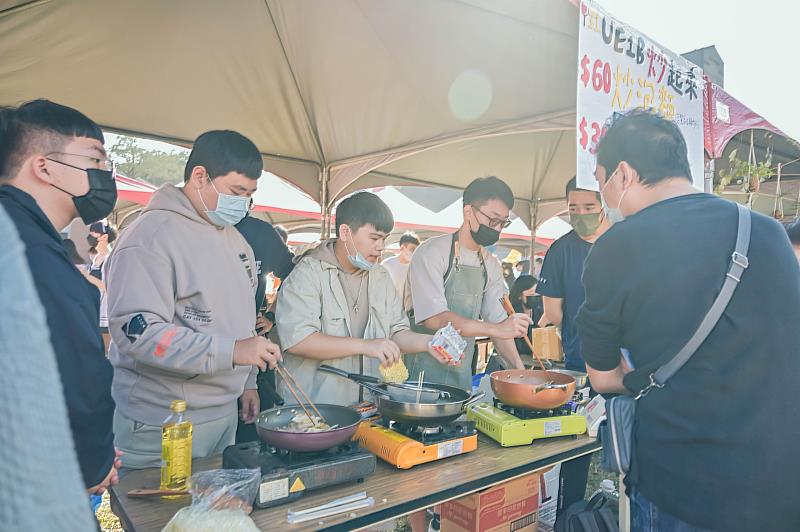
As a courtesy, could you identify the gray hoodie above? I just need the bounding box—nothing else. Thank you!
[106,184,258,426]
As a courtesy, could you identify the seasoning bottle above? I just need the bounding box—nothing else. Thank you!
[160,399,192,491]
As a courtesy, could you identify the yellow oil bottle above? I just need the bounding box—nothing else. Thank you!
[160,399,192,492]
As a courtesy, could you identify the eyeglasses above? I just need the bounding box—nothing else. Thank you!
[46,152,116,173]
[471,205,511,229]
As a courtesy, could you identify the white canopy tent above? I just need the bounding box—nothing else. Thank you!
[0,0,581,247]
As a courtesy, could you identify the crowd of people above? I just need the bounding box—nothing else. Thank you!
[1,97,798,532]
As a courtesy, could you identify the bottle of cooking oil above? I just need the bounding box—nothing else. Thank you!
[160,399,192,492]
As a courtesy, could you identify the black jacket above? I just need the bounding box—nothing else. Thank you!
[0,185,115,487]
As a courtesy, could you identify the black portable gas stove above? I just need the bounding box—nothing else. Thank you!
[222,440,376,508]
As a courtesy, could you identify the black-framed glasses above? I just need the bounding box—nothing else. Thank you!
[46,152,116,173]
[471,205,511,229]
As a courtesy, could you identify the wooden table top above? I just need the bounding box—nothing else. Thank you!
[111,433,601,531]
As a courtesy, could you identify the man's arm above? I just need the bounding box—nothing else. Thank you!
[585,361,632,394]
[106,246,237,376]
[491,337,525,370]
[541,296,564,327]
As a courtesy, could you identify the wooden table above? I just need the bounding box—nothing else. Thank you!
[110,433,601,531]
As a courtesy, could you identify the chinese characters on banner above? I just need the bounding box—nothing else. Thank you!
[576,0,705,190]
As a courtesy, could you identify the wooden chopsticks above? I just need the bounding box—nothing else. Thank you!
[275,364,327,426]
[499,295,553,381]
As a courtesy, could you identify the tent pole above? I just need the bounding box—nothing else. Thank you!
[320,167,330,239]
[529,200,538,261]
[704,158,715,193]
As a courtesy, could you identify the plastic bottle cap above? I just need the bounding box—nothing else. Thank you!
[600,479,615,492]
[171,400,187,413]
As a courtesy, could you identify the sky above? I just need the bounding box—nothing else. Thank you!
[600,0,800,140]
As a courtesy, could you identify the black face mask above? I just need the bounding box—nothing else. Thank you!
[525,296,537,309]
[50,164,118,224]
[87,234,99,247]
[470,223,500,247]
[73,168,117,224]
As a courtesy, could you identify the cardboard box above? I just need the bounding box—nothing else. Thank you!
[537,464,562,527]
[532,326,564,362]
[441,472,540,532]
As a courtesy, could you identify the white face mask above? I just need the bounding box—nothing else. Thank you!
[198,178,249,227]
[600,168,628,224]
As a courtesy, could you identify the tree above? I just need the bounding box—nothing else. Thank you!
[108,135,188,187]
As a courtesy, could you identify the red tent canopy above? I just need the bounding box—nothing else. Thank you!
[704,80,787,159]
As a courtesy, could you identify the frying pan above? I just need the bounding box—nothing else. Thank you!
[318,365,449,403]
[319,365,484,425]
[255,404,362,452]
[490,369,575,410]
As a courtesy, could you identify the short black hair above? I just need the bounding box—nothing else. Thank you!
[596,109,692,186]
[0,99,104,180]
[516,259,530,274]
[399,232,420,247]
[89,221,118,244]
[335,191,394,237]
[463,176,514,209]
[183,130,262,181]
[565,176,601,201]
[273,224,289,244]
[784,220,800,246]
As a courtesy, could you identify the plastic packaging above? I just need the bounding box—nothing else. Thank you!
[428,322,467,364]
[161,469,261,532]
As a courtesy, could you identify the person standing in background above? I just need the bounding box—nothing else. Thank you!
[0,99,120,495]
[537,175,611,520]
[86,220,116,282]
[382,231,420,295]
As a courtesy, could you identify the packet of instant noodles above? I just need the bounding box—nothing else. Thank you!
[428,322,467,364]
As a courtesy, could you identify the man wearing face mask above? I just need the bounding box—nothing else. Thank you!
[0,100,121,495]
[106,130,282,469]
[275,192,448,404]
[406,176,530,391]
[537,177,610,372]
[382,231,420,296]
[578,110,800,531]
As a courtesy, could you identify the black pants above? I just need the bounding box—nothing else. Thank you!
[235,369,279,443]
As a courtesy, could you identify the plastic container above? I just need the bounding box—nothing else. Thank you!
[161,399,193,492]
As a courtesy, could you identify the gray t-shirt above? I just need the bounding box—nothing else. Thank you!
[407,233,508,325]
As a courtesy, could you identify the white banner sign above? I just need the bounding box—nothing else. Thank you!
[576,0,704,191]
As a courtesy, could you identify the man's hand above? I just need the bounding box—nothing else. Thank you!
[239,389,260,424]
[233,336,282,371]
[255,313,273,335]
[361,338,402,368]
[87,450,122,495]
[491,313,532,339]
[426,344,459,366]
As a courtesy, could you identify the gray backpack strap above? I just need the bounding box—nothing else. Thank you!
[637,203,751,398]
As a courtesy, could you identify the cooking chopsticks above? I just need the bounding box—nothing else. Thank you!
[250,329,326,426]
[499,295,553,381]
[276,364,327,426]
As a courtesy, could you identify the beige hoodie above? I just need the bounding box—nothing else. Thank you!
[106,184,258,425]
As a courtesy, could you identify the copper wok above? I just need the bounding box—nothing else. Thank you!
[490,369,575,409]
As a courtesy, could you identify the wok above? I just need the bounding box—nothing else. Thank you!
[256,404,362,452]
[319,365,484,425]
[490,369,576,410]
[550,369,588,389]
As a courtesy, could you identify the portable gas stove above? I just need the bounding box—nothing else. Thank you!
[354,420,478,469]
[222,440,376,508]
[466,400,586,447]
